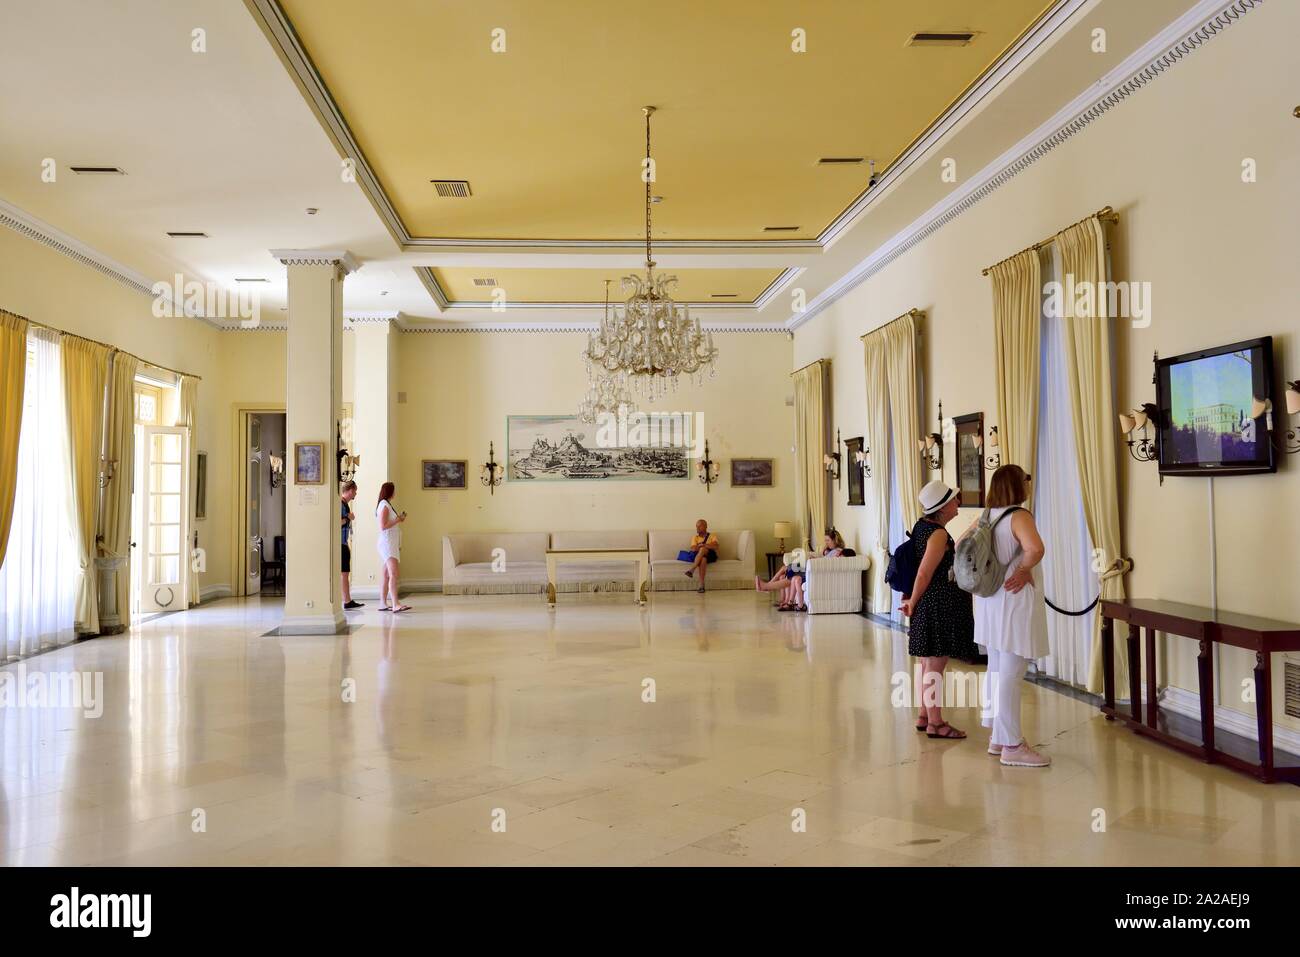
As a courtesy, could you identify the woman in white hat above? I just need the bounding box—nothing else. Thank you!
[899,480,978,739]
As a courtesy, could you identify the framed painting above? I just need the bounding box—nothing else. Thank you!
[730,458,774,487]
[422,459,468,490]
[952,412,985,508]
[844,436,865,506]
[506,414,688,482]
[293,442,325,485]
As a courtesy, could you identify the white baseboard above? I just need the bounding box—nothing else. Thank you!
[1159,686,1300,756]
[199,583,232,603]
[352,579,442,599]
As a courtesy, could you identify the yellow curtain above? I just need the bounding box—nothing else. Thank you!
[862,332,891,612]
[990,247,1043,495]
[883,312,924,528]
[176,375,200,606]
[0,311,29,571]
[62,336,111,634]
[1056,217,1128,695]
[99,352,139,625]
[792,360,828,551]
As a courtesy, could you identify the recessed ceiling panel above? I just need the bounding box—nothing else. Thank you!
[430,267,785,304]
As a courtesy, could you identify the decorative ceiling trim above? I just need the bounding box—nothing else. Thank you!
[411,266,800,311]
[247,0,1085,251]
[0,195,224,329]
[268,248,361,274]
[398,321,789,335]
[787,0,1264,331]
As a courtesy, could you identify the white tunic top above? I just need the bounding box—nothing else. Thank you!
[376,500,401,561]
[973,506,1048,660]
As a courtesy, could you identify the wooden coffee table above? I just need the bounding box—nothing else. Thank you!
[545,548,649,606]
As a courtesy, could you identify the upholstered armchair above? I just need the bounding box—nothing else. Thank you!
[801,553,871,614]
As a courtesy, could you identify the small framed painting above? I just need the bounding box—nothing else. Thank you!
[294,442,325,485]
[730,458,774,488]
[952,412,986,508]
[845,436,865,507]
[423,459,468,490]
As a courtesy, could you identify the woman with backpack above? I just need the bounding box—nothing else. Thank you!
[898,481,979,740]
[969,465,1049,767]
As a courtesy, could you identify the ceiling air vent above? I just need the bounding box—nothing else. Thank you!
[763,225,800,232]
[431,179,472,197]
[907,31,976,47]
[818,157,864,165]
[166,231,208,238]
[472,278,498,287]
[70,166,125,175]
[235,278,268,283]
[711,293,738,298]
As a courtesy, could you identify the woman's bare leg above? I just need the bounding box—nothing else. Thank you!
[379,563,390,608]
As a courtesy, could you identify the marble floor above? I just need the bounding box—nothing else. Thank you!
[1,591,1295,866]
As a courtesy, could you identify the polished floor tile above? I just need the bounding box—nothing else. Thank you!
[1,591,1297,866]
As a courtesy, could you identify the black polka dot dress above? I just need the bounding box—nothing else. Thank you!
[906,520,978,660]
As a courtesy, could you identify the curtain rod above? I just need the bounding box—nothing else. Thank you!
[0,308,202,381]
[789,356,830,377]
[981,205,1118,277]
[860,308,924,340]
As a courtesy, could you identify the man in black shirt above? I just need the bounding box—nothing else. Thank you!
[340,480,363,610]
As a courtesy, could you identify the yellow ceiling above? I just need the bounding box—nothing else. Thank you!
[276,0,1055,243]
[429,267,784,304]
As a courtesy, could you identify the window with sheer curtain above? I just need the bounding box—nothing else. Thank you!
[0,328,79,660]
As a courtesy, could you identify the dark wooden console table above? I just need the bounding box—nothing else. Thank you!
[1100,598,1300,784]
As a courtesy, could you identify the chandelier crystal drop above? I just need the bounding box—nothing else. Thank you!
[578,280,639,423]
[582,106,719,398]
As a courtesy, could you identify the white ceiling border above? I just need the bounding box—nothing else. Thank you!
[787,0,1264,332]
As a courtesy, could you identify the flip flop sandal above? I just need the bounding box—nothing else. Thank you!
[392,604,413,613]
[915,717,930,732]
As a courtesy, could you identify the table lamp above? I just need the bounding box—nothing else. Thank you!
[773,521,794,552]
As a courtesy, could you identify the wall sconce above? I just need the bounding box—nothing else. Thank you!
[975,426,1001,471]
[823,429,842,487]
[481,441,504,494]
[854,444,871,479]
[697,439,720,492]
[97,457,118,489]
[269,453,285,491]
[918,399,943,472]
[1118,403,1159,463]
[1284,381,1300,454]
[339,451,360,484]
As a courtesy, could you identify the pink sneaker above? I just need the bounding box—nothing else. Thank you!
[1000,741,1050,768]
[987,741,1003,756]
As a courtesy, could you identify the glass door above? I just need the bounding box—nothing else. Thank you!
[140,426,188,612]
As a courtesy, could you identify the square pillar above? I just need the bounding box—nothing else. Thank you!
[272,249,359,635]
[349,319,396,594]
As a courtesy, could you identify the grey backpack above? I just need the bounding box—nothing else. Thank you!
[953,507,1023,597]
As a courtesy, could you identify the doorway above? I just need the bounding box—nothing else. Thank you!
[129,377,191,617]
[232,408,287,598]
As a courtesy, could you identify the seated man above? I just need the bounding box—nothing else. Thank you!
[684,518,719,593]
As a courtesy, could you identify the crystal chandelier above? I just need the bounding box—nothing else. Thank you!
[583,106,718,404]
[578,282,638,423]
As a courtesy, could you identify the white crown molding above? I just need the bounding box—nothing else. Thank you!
[268,248,360,274]
[787,0,1264,331]
[247,0,1085,257]
[0,195,226,328]
[398,321,787,334]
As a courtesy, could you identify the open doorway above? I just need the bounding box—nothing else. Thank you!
[129,375,190,618]
[231,408,287,599]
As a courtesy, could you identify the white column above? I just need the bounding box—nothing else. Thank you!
[272,249,359,635]
[349,319,396,595]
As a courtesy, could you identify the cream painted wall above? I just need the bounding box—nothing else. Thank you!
[793,1,1300,728]
[380,331,795,587]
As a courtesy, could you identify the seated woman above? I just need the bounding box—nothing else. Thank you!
[684,518,719,594]
[756,529,845,611]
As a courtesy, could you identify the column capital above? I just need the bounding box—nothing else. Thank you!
[269,249,361,275]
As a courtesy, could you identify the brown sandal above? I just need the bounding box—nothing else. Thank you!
[926,722,966,739]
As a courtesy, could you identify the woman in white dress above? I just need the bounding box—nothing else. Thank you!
[375,482,410,613]
[973,465,1049,767]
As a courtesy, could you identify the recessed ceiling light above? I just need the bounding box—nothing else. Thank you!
[69,166,126,175]
[763,225,801,232]
[907,31,976,47]
[431,179,472,198]
[817,157,864,165]
[166,231,208,238]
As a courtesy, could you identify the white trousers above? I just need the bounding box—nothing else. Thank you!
[981,648,1029,746]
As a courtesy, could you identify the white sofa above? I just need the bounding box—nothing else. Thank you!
[801,553,871,614]
[648,528,754,591]
[441,528,755,595]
